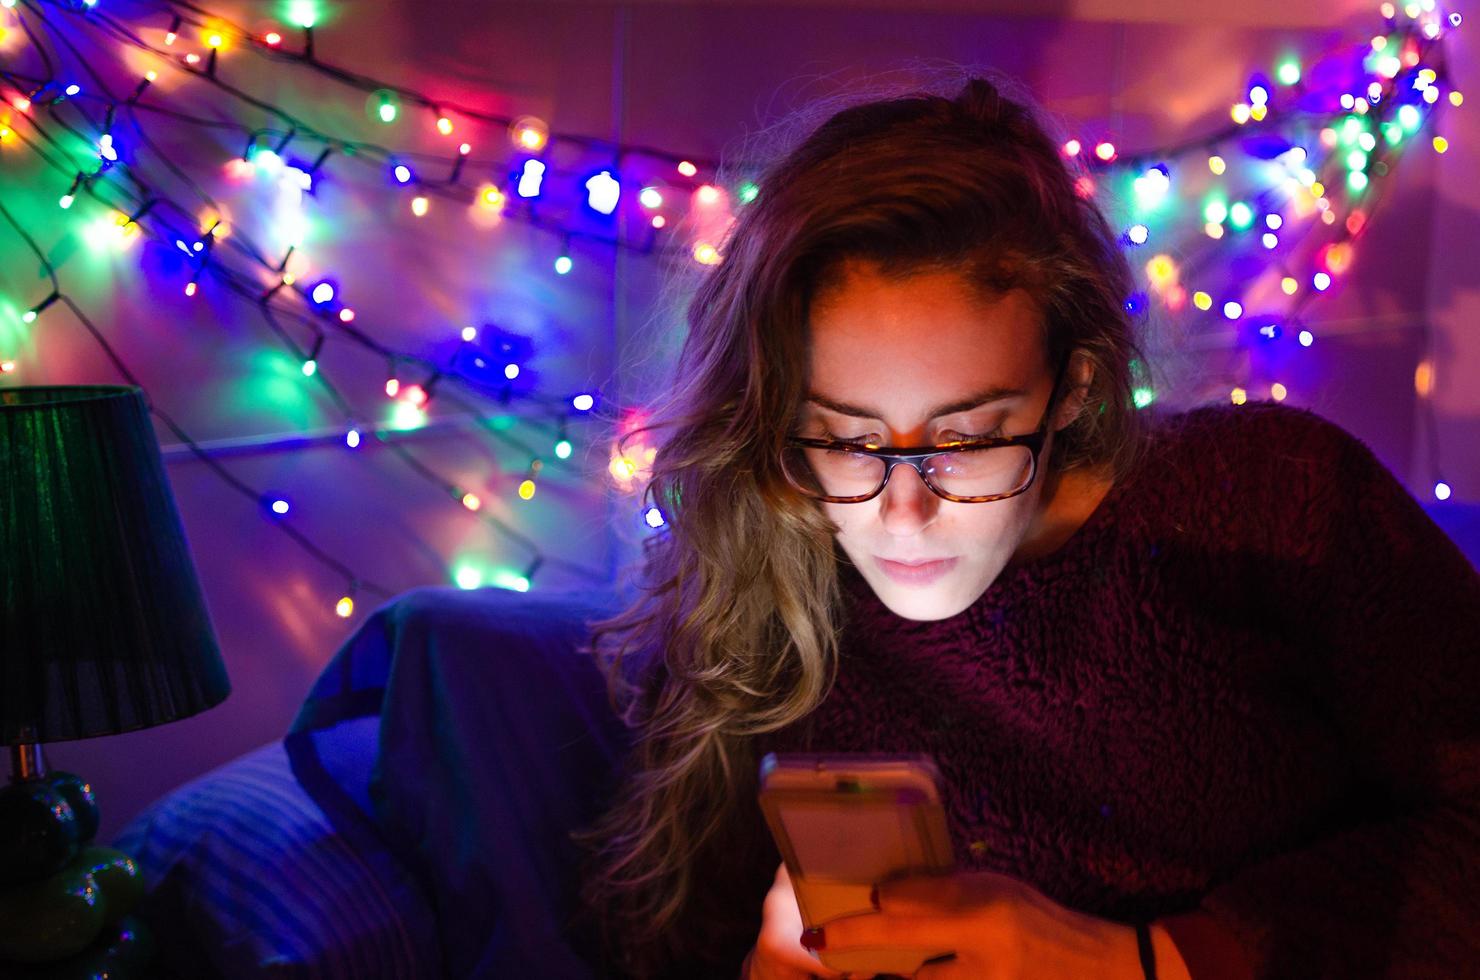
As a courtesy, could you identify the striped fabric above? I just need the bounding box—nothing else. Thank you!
[112,735,441,978]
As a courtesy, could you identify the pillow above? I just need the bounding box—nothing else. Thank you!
[112,726,442,979]
[288,584,634,978]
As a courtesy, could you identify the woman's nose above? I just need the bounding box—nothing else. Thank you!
[877,462,940,535]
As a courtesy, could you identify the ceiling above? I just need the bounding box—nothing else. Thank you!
[517,0,1378,29]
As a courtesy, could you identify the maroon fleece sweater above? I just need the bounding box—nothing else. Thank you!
[748,400,1480,979]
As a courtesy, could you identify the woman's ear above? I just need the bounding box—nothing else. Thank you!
[1052,351,1096,433]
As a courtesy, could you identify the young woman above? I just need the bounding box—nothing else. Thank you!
[569,71,1480,980]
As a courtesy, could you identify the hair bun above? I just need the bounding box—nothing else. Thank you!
[952,77,1025,135]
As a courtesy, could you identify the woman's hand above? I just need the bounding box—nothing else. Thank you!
[802,867,1156,980]
[741,862,848,980]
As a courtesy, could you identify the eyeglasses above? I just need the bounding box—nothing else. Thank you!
[780,352,1071,504]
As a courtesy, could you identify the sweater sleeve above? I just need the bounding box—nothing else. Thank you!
[1156,405,1480,979]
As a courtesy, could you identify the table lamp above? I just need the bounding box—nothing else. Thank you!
[0,385,231,975]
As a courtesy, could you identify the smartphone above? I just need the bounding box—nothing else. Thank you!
[757,752,958,975]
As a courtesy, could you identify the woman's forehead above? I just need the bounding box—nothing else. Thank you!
[805,274,1046,413]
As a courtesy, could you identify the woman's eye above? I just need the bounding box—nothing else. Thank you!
[941,428,1004,443]
[823,429,879,445]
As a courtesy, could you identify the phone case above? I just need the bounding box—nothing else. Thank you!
[757,752,957,975]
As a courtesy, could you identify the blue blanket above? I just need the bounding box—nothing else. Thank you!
[287,585,634,979]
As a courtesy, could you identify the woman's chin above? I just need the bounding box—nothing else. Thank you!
[865,573,979,622]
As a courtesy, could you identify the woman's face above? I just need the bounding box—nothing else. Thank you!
[798,258,1087,621]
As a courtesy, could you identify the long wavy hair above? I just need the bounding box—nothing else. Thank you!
[568,67,1153,977]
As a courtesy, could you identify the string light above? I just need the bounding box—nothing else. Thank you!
[0,0,1449,612]
[585,170,620,214]
[23,291,61,322]
[516,159,545,198]
[510,115,548,152]
[302,334,324,376]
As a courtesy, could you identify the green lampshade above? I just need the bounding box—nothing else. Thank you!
[0,386,230,745]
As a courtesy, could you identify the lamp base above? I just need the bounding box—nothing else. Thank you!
[0,755,153,972]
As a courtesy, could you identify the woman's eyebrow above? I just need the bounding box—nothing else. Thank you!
[804,384,1028,421]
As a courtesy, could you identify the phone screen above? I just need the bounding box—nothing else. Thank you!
[778,799,925,880]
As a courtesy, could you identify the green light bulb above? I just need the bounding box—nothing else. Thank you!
[286,0,317,28]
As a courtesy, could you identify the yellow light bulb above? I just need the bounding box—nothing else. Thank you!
[1433,136,1449,154]
[1415,360,1434,397]
[1231,387,1248,405]
[610,456,637,481]
[462,492,482,511]
[1193,291,1213,311]
[509,115,548,153]
[336,596,354,618]
[1145,254,1176,287]
[518,479,536,500]
[1270,383,1287,402]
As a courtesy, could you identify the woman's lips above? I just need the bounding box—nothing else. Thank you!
[875,555,959,585]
